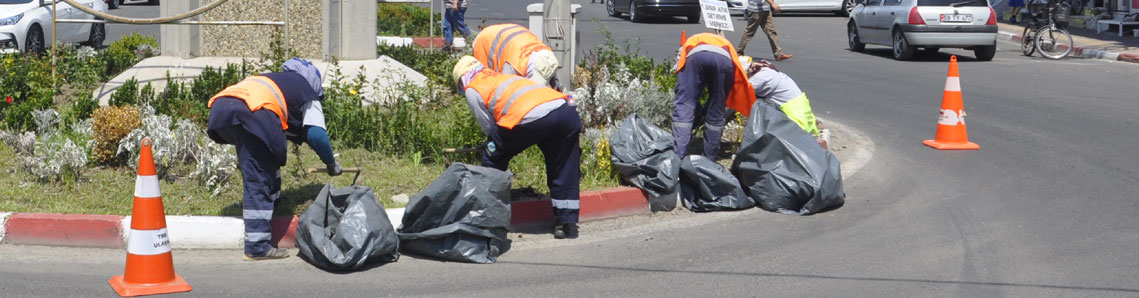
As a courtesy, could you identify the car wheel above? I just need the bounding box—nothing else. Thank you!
[687,13,700,23]
[848,22,865,52]
[974,44,996,61]
[837,0,855,17]
[607,0,620,17]
[108,0,121,9]
[25,25,45,55]
[629,2,642,23]
[85,23,106,48]
[892,29,914,61]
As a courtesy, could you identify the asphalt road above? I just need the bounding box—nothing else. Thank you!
[4,2,1138,297]
[102,1,160,46]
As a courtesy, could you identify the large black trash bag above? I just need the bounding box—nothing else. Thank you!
[397,163,512,264]
[731,101,845,215]
[608,114,681,212]
[679,155,755,212]
[296,183,400,271]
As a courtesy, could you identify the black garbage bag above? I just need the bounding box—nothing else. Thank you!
[608,114,680,212]
[679,155,754,212]
[397,163,512,264]
[731,101,845,215]
[296,183,400,271]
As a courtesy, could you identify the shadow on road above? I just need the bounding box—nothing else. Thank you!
[849,48,988,63]
[499,260,1139,294]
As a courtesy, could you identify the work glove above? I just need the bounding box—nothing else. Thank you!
[326,161,342,177]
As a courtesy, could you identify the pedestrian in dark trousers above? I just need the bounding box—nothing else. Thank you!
[738,0,792,61]
[443,0,471,53]
[452,56,583,239]
[673,33,757,159]
[206,58,342,261]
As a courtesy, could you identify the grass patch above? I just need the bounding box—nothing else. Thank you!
[0,142,619,216]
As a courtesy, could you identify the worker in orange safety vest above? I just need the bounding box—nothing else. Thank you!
[673,33,757,159]
[452,55,582,239]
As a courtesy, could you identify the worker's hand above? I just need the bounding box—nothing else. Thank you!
[326,161,343,177]
[771,3,781,11]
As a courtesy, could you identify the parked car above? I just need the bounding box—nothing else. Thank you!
[775,0,858,17]
[607,0,702,23]
[846,0,997,61]
[105,0,157,10]
[1,0,108,54]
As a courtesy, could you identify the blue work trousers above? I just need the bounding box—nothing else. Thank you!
[215,125,281,256]
[443,7,471,47]
[482,104,582,224]
[673,51,735,158]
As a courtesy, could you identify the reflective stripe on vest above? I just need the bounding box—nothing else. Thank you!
[467,69,566,129]
[779,92,819,136]
[475,24,550,77]
[208,76,289,130]
[676,33,757,117]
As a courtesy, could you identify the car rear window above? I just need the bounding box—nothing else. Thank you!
[918,0,989,6]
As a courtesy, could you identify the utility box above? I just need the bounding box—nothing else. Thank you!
[527,3,581,89]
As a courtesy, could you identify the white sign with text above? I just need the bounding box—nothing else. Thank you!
[699,0,734,32]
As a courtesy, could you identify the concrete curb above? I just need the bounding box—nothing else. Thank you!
[997,30,1139,64]
[0,187,649,249]
[377,36,467,48]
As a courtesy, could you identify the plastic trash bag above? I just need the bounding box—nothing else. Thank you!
[679,155,755,212]
[296,183,400,271]
[731,101,845,215]
[608,114,681,212]
[397,163,512,264]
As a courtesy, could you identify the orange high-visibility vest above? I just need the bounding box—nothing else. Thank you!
[473,24,551,77]
[676,33,758,117]
[208,76,289,130]
[466,69,567,129]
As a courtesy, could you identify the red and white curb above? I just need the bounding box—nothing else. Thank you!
[998,30,1139,64]
[0,187,651,249]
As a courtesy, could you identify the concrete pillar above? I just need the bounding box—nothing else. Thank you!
[527,3,581,88]
[160,0,201,57]
[323,0,377,60]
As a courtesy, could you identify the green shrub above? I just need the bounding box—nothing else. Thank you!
[377,3,441,37]
[109,77,138,107]
[156,63,250,127]
[0,54,55,131]
[378,44,459,86]
[64,93,97,124]
[101,33,157,78]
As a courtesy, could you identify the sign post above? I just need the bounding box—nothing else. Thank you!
[699,0,734,33]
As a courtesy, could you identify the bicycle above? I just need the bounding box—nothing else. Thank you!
[1021,0,1074,59]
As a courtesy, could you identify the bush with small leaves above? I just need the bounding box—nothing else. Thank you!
[91,105,141,165]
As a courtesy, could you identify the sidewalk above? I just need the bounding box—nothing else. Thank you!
[996,22,1139,63]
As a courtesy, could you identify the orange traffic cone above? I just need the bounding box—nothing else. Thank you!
[109,138,192,297]
[923,55,980,150]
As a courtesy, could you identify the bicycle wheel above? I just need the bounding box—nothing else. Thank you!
[1021,27,1036,56]
[1035,28,1073,59]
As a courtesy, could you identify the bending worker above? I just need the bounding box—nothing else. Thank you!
[452,55,583,239]
[207,58,342,261]
[472,23,561,89]
[672,33,757,159]
[741,56,820,136]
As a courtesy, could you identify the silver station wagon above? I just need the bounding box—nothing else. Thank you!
[847,0,998,61]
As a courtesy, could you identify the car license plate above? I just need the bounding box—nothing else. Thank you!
[940,14,973,22]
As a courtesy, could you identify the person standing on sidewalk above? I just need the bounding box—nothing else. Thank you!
[737,0,792,61]
[443,0,472,53]
[206,58,342,261]
[1008,0,1024,23]
[673,33,757,159]
[451,56,583,239]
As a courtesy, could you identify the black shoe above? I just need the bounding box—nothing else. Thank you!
[553,223,578,239]
[243,248,290,261]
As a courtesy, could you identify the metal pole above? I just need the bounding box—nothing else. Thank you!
[51,0,57,91]
[54,19,287,25]
[284,0,290,54]
[430,0,435,50]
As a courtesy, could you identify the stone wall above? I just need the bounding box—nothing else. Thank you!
[199,0,322,58]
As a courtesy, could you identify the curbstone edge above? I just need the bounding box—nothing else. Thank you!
[5,213,123,248]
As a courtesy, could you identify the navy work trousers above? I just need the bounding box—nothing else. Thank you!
[214,125,281,256]
[673,51,735,158]
[482,104,582,224]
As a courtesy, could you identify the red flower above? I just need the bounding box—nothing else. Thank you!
[5,96,10,104]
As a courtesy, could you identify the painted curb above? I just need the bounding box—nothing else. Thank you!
[998,30,1139,64]
[509,187,651,231]
[0,212,10,243]
[3,213,123,248]
[123,216,245,249]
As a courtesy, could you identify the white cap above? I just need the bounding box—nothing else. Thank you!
[530,50,559,81]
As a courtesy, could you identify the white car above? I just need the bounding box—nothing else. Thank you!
[0,0,108,54]
[846,0,997,60]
